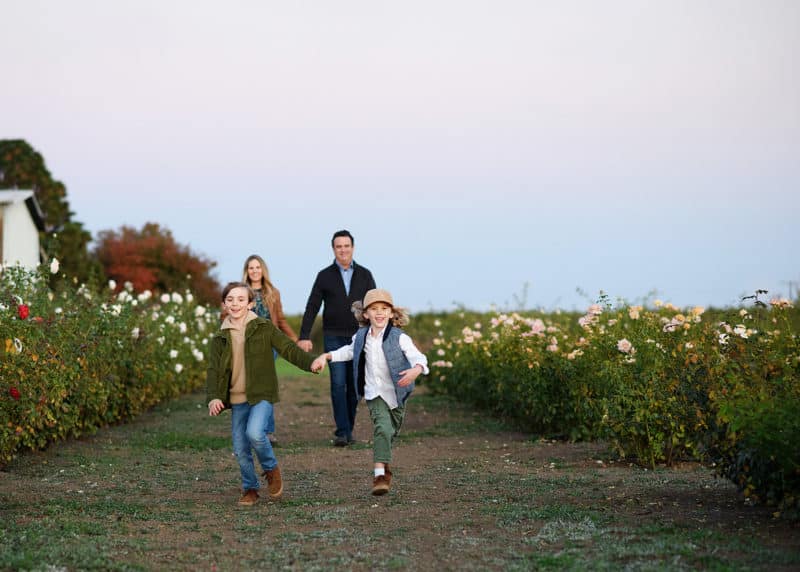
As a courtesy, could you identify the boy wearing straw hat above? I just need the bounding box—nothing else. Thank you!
[311,288,428,495]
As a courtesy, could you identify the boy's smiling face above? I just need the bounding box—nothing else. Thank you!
[224,287,253,321]
[365,302,393,330]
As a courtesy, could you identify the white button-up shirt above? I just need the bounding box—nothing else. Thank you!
[329,326,429,409]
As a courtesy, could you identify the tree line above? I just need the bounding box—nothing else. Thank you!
[0,140,220,304]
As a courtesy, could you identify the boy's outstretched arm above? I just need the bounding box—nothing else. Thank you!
[312,338,355,372]
[311,353,329,373]
[271,324,319,372]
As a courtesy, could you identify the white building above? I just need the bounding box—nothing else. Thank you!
[0,190,46,270]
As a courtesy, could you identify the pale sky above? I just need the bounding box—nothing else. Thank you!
[2,1,798,313]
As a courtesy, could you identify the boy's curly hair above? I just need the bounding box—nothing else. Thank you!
[351,301,410,328]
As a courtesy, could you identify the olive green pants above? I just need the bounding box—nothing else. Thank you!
[367,397,406,464]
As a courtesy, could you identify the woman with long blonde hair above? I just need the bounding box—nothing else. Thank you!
[242,254,298,445]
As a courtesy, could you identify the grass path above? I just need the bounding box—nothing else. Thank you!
[1,370,799,571]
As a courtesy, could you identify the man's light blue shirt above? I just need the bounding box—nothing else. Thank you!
[335,260,354,296]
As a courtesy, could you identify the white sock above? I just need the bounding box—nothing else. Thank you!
[374,468,385,477]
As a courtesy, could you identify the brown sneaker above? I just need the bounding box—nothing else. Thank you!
[385,466,393,488]
[238,489,259,506]
[372,474,391,496]
[263,466,283,499]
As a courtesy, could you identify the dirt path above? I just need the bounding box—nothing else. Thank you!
[1,373,798,571]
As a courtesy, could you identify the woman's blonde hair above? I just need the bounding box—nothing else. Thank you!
[351,300,410,328]
[242,254,277,308]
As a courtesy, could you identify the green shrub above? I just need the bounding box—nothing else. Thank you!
[710,302,800,517]
[716,395,800,517]
[0,262,216,465]
[427,312,600,439]
[425,295,800,515]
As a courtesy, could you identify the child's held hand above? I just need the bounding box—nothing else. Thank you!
[208,399,225,416]
[311,354,329,373]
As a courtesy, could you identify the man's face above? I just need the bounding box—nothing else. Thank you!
[332,236,354,268]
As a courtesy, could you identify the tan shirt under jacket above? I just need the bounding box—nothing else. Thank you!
[221,311,258,404]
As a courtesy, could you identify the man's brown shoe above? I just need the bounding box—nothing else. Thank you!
[372,474,391,496]
[238,489,259,506]
[263,466,283,499]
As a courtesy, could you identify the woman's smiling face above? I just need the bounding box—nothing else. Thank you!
[246,260,263,285]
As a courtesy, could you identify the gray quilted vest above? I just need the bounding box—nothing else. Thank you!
[352,324,415,405]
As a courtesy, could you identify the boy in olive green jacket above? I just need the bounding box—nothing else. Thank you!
[207,282,318,506]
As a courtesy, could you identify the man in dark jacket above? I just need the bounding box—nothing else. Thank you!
[298,230,377,446]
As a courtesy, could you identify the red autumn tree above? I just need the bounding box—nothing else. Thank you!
[94,222,221,305]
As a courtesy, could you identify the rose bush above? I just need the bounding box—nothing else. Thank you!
[425,294,800,516]
[0,262,217,465]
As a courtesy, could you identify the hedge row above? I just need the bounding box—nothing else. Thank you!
[427,295,800,518]
[0,263,216,465]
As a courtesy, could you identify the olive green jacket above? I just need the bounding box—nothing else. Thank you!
[206,316,317,406]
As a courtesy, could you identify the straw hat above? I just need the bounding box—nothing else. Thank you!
[362,288,394,309]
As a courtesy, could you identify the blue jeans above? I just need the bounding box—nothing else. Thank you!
[231,400,277,491]
[324,334,358,439]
